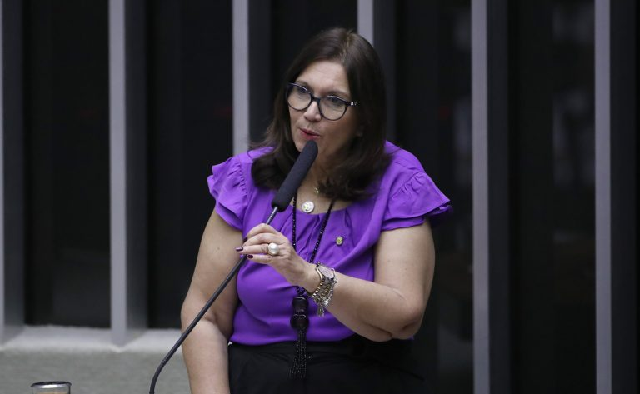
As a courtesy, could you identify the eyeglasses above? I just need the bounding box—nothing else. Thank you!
[286,82,358,121]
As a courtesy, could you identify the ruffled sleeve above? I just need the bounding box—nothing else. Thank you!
[381,170,452,231]
[207,156,248,230]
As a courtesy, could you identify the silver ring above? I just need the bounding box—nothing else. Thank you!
[267,242,280,256]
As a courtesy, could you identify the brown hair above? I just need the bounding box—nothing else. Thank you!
[251,27,390,201]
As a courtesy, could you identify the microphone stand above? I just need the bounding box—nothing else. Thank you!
[148,206,280,394]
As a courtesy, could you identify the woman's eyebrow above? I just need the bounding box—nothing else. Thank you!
[326,89,350,98]
[295,80,350,97]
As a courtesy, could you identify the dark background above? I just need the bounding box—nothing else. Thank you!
[14,0,634,393]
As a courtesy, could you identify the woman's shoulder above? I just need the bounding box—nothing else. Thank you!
[209,147,271,195]
[377,141,451,228]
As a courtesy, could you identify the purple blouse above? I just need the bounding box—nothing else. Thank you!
[207,141,451,345]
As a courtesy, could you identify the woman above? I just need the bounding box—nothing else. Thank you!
[181,27,451,394]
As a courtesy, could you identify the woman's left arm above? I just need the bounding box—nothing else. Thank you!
[241,220,435,342]
[325,220,435,341]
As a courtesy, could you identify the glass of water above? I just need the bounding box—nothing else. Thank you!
[31,382,72,394]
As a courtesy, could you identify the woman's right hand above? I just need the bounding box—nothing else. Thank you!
[237,223,320,293]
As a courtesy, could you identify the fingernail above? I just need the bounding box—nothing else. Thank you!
[235,247,243,252]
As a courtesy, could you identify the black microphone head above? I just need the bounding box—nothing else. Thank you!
[272,141,318,211]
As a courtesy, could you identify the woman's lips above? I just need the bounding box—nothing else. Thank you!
[300,128,319,140]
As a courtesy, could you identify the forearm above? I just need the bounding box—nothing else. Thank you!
[301,271,425,341]
[182,320,231,394]
[332,274,424,339]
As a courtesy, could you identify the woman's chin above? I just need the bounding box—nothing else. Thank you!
[293,138,313,153]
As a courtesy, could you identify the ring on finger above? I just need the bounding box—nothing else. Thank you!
[267,242,280,256]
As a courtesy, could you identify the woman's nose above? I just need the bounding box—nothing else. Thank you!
[304,100,322,121]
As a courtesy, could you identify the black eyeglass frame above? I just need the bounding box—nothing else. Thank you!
[286,82,358,121]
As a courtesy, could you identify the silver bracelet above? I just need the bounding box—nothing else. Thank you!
[310,263,337,317]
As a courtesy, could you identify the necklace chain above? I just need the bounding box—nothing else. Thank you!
[292,193,335,296]
[289,192,335,379]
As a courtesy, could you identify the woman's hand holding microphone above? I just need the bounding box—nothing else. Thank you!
[235,223,319,292]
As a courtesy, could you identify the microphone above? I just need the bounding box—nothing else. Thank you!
[149,141,318,394]
[272,141,318,211]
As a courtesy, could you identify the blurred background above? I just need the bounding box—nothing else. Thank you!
[1,0,636,393]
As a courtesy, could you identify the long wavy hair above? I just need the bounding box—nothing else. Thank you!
[251,27,390,201]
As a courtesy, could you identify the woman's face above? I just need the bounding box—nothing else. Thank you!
[289,61,358,166]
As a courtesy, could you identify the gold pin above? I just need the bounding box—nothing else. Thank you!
[336,236,343,246]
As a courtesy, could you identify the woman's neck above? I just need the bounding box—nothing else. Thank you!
[303,163,327,188]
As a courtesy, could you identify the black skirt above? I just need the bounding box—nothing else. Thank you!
[228,335,432,394]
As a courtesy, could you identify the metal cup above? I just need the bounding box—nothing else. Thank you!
[31,382,72,394]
